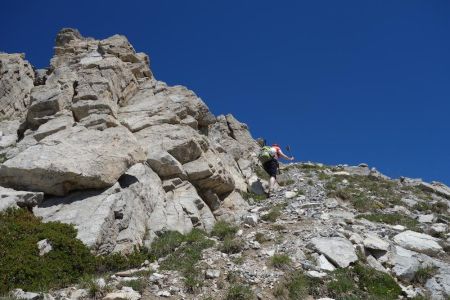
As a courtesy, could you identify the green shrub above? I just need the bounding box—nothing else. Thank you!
[158,229,214,292]
[412,266,438,284]
[261,205,282,222]
[148,230,185,259]
[0,208,96,294]
[219,237,243,254]
[240,191,267,202]
[95,250,149,273]
[273,263,401,300]
[211,220,238,240]
[225,284,255,300]
[124,278,147,293]
[273,271,310,299]
[270,254,291,269]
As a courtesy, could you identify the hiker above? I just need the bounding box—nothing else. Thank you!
[260,144,294,196]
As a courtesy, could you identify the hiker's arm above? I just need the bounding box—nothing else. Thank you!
[279,150,294,161]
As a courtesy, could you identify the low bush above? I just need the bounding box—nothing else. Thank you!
[270,254,291,269]
[0,208,95,294]
[158,229,214,292]
[261,205,282,222]
[273,263,401,300]
[211,220,238,240]
[219,237,243,254]
[225,284,255,300]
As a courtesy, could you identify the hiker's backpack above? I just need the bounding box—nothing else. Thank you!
[258,146,275,163]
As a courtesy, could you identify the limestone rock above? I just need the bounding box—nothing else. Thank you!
[419,181,450,200]
[316,254,336,271]
[310,237,358,268]
[0,53,35,119]
[103,287,140,300]
[0,126,145,195]
[0,120,20,150]
[214,191,249,222]
[147,150,185,178]
[363,233,390,251]
[393,230,443,255]
[0,186,43,211]
[35,163,167,254]
[37,239,53,256]
[10,289,41,300]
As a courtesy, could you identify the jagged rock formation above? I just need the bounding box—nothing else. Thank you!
[1,29,450,299]
[0,28,259,254]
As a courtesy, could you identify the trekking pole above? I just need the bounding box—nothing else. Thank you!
[286,145,293,158]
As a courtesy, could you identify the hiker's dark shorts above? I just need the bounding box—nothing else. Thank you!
[263,159,279,178]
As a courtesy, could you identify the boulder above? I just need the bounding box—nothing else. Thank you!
[388,246,421,281]
[103,287,140,300]
[0,126,145,195]
[310,237,358,268]
[363,233,390,252]
[393,230,443,255]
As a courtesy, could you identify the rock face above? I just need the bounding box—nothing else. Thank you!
[1,28,261,254]
[0,126,145,195]
[0,53,35,119]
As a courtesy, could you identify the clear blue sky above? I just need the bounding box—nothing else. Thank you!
[1,1,449,185]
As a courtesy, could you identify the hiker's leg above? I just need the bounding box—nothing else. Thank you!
[269,176,276,191]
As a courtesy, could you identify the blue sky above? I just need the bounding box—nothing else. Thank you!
[1,1,449,185]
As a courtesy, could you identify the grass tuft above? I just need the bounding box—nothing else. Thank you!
[225,284,255,300]
[270,254,292,269]
[211,221,238,240]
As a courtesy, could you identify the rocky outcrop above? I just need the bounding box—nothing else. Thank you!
[0,53,35,119]
[0,126,145,195]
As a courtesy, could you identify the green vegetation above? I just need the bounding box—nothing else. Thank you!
[0,153,7,164]
[211,220,238,240]
[273,263,401,300]
[0,208,96,294]
[401,185,433,201]
[0,208,215,294]
[273,271,315,299]
[325,175,403,212]
[219,236,243,254]
[240,191,267,202]
[318,172,331,181]
[412,266,438,285]
[157,229,215,292]
[225,284,255,300]
[270,254,291,269]
[123,278,147,293]
[413,200,448,215]
[261,204,284,222]
[356,213,420,231]
[254,232,268,244]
